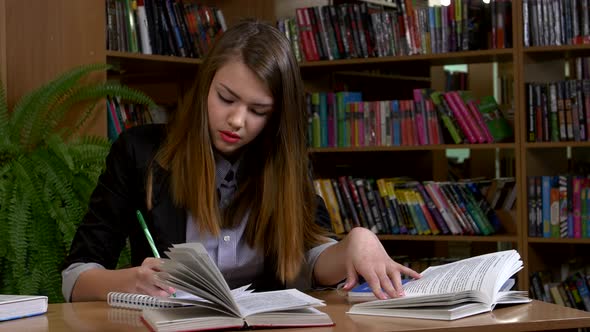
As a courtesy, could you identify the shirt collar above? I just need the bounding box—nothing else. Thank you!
[214,151,241,188]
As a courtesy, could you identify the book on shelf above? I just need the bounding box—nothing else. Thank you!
[347,250,530,321]
[0,295,48,322]
[110,243,333,332]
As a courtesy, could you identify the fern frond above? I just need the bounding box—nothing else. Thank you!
[30,150,81,247]
[40,83,153,145]
[68,100,100,141]
[6,160,33,286]
[10,64,111,148]
[46,134,74,171]
[68,135,110,166]
[0,140,21,163]
[0,171,13,259]
[0,79,9,143]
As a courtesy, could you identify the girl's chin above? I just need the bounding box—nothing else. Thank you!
[213,143,241,159]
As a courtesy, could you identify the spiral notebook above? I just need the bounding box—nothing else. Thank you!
[107,292,184,310]
[107,285,253,310]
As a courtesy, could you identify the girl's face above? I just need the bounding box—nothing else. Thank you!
[207,59,274,158]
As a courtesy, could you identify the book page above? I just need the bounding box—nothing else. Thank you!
[402,250,522,304]
[245,307,333,327]
[173,285,254,301]
[156,243,240,317]
[236,289,325,317]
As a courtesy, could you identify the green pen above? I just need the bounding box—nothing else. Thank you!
[136,210,176,297]
[136,210,160,258]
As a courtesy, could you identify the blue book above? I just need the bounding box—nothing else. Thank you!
[347,279,410,303]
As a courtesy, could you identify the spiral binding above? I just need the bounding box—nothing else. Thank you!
[107,292,178,310]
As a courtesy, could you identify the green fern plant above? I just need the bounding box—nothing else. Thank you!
[0,64,154,303]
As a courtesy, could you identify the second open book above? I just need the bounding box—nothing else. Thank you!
[348,249,531,320]
[129,243,333,332]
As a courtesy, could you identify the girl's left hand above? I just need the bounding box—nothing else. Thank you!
[339,227,421,300]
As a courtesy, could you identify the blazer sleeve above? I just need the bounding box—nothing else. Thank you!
[63,130,143,270]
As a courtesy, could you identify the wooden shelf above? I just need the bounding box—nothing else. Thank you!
[106,51,202,79]
[107,48,513,73]
[528,237,590,245]
[377,234,519,242]
[523,44,590,53]
[522,44,590,60]
[524,141,590,149]
[299,49,514,70]
[333,71,431,82]
[308,143,515,153]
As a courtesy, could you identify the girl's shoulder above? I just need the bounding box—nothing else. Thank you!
[118,124,167,150]
[123,124,167,142]
[112,124,167,166]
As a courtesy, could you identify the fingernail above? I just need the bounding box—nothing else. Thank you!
[398,290,405,296]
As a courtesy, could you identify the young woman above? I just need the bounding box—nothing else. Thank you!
[62,20,419,303]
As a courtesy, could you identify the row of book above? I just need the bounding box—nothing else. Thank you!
[527,175,590,239]
[106,97,168,141]
[106,0,226,58]
[523,0,590,47]
[287,0,510,62]
[530,270,590,312]
[573,57,590,81]
[444,70,469,92]
[305,89,513,148]
[313,176,507,236]
[526,79,590,142]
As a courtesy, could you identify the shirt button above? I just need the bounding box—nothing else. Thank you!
[223,235,231,242]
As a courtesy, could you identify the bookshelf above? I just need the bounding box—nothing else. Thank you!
[517,0,590,308]
[5,0,590,299]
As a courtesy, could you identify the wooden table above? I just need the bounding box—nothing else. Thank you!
[1,291,590,331]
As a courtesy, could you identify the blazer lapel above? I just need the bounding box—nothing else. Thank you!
[149,164,187,249]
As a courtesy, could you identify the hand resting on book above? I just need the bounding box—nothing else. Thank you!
[316,227,422,300]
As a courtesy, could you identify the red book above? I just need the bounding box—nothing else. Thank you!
[295,8,318,61]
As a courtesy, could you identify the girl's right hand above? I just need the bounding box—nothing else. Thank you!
[133,257,175,297]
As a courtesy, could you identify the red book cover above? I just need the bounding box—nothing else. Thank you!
[442,92,477,143]
[295,8,318,61]
[449,91,486,143]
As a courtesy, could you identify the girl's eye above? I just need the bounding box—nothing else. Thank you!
[250,109,266,116]
[218,93,233,104]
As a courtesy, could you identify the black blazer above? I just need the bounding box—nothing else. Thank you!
[64,124,333,290]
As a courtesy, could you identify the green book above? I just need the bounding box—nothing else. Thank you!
[477,96,514,142]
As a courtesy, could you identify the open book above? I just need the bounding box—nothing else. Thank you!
[138,243,333,332]
[348,250,531,320]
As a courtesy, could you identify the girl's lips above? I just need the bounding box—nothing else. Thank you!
[220,131,240,143]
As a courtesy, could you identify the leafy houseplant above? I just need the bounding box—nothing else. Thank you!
[0,64,154,302]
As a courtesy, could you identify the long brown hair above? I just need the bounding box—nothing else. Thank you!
[149,20,329,283]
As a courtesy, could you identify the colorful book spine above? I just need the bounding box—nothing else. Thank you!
[376,178,400,234]
[541,176,552,238]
